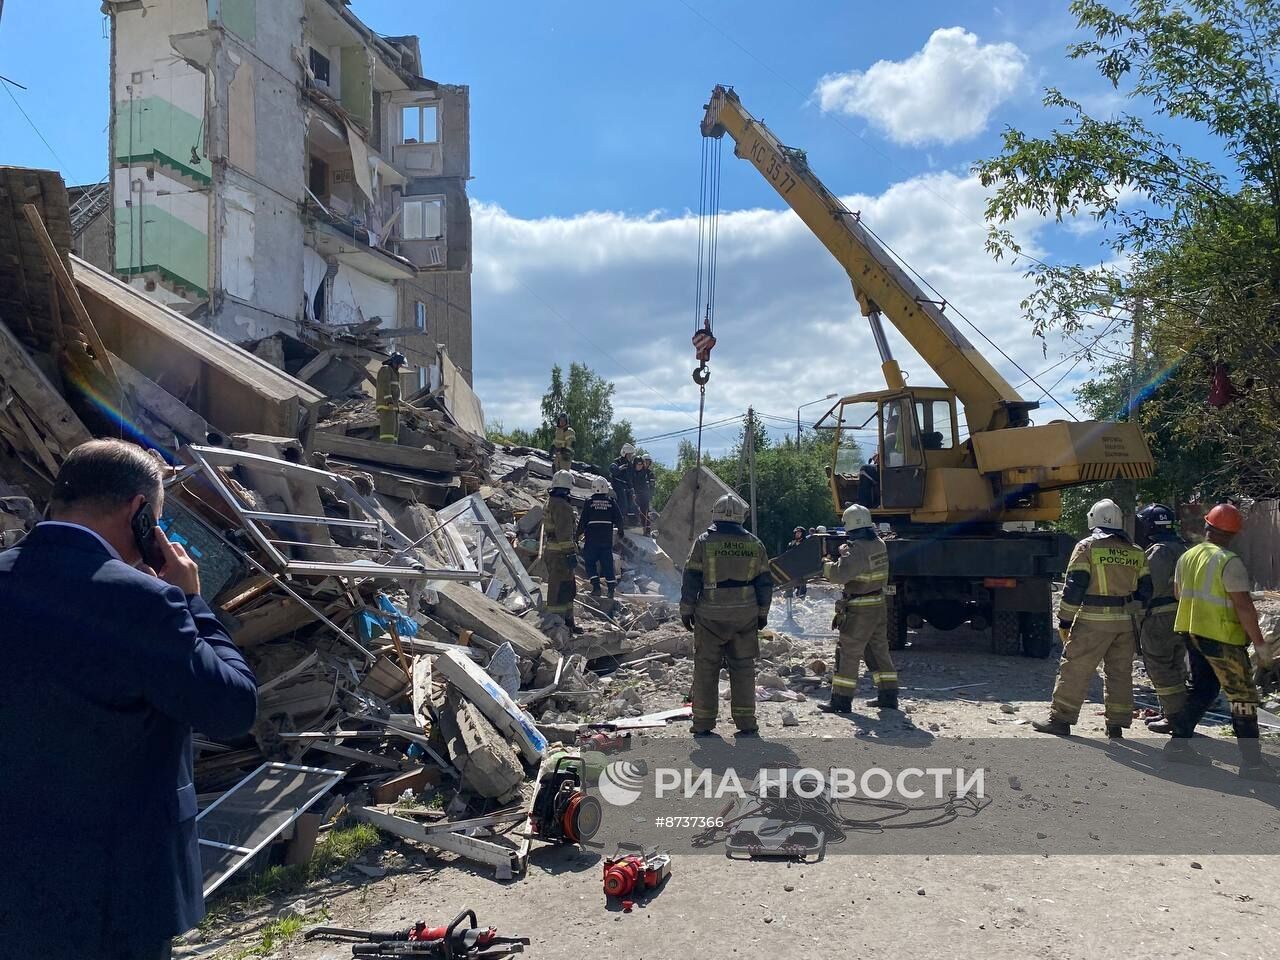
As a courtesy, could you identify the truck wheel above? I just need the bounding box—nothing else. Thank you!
[887,593,908,650]
[990,611,1021,656]
[1020,612,1054,659]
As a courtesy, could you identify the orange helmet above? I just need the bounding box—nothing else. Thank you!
[1205,503,1243,534]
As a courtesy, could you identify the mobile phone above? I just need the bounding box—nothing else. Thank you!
[131,501,167,572]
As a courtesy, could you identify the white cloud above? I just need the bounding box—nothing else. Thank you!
[471,171,1088,466]
[815,27,1027,146]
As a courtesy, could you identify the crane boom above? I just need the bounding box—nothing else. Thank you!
[701,85,1032,434]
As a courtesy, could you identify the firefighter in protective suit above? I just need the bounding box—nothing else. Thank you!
[1033,499,1151,738]
[376,352,406,443]
[542,470,582,634]
[1134,503,1190,732]
[818,504,897,713]
[551,413,575,473]
[681,495,773,737]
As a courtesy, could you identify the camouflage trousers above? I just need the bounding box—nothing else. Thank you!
[1174,635,1260,738]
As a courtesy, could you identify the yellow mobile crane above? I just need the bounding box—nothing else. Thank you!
[701,85,1154,657]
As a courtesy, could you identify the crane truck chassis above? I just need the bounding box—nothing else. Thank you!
[771,528,1071,657]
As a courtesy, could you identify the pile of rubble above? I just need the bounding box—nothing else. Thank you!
[0,166,708,890]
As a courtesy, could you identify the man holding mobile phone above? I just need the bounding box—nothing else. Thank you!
[0,439,258,959]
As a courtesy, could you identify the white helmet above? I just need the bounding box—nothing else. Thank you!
[710,494,746,523]
[620,442,636,457]
[1087,498,1123,531]
[551,470,573,491]
[815,525,828,535]
[591,476,611,496]
[842,504,874,531]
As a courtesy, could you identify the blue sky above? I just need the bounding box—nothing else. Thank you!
[0,1,1173,462]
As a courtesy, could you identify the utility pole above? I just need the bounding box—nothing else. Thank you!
[1119,300,1144,536]
[746,406,759,535]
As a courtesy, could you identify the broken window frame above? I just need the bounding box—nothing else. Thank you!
[431,493,539,610]
[197,761,344,897]
[400,196,444,241]
[185,444,479,583]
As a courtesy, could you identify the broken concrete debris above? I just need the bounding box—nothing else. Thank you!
[0,165,735,890]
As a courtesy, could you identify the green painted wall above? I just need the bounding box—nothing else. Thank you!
[220,0,256,42]
[113,96,213,184]
[340,45,373,129]
[113,205,209,298]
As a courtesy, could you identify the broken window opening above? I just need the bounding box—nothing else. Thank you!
[308,154,329,200]
[308,47,331,86]
[400,102,438,145]
[401,197,443,241]
[414,300,426,331]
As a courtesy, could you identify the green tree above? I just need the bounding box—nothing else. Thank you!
[525,362,635,469]
[976,0,1280,499]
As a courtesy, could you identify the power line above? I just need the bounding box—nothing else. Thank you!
[0,75,71,176]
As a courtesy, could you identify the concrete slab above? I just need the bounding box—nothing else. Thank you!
[653,466,743,571]
[431,582,550,661]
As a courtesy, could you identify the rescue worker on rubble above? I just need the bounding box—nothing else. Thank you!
[376,352,407,443]
[1033,498,1151,738]
[577,476,624,599]
[1164,504,1278,780]
[550,413,576,473]
[610,442,637,525]
[542,470,582,634]
[819,504,897,713]
[680,495,773,737]
[1134,503,1191,733]
[631,454,655,536]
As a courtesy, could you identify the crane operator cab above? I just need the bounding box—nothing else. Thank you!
[818,387,960,517]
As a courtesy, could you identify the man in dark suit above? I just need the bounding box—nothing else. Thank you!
[0,440,258,959]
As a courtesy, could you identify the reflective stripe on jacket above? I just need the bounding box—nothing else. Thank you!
[542,494,577,556]
[681,523,772,618]
[824,536,889,608]
[1174,542,1247,646]
[1058,531,1150,624]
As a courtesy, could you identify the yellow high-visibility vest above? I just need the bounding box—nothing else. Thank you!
[1174,542,1247,646]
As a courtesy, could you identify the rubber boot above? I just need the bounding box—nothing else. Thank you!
[1162,737,1211,766]
[566,616,585,636]
[1146,716,1173,735]
[608,582,616,600]
[1236,730,1280,782]
[590,580,602,598]
[866,690,899,710]
[1031,717,1072,736]
[817,693,853,714]
[692,727,717,738]
[1105,723,1124,739]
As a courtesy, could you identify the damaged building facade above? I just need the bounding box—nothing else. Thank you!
[97,0,473,387]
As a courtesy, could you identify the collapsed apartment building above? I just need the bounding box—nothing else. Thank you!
[0,165,721,891]
[78,0,472,396]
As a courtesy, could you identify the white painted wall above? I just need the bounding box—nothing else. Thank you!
[329,263,396,327]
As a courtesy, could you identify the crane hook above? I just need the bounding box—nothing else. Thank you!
[692,326,716,385]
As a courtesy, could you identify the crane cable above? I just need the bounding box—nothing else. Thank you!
[692,132,723,463]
